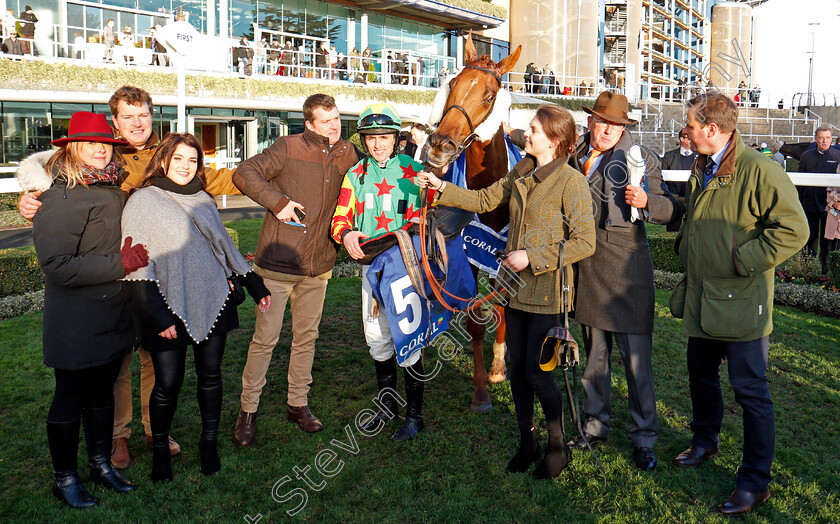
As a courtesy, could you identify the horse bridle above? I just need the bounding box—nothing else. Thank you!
[433,65,503,165]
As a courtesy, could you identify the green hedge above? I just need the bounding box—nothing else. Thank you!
[225,227,239,249]
[0,248,43,298]
[829,250,840,289]
[649,233,683,273]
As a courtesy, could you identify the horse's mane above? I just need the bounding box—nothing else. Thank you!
[426,75,511,143]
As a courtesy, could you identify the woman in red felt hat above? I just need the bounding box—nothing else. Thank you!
[32,112,148,508]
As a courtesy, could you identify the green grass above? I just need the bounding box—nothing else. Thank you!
[0,219,838,522]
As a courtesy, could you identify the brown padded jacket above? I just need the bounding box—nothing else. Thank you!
[233,129,360,277]
[118,132,240,197]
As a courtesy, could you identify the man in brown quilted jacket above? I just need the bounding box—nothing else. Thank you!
[231,94,361,442]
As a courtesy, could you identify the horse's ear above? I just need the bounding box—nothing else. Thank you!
[495,45,522,77]
[464,33,478,64]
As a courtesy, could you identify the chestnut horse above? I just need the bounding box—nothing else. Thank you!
[425,36,522,412]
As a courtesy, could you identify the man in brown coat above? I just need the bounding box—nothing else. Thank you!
[567,92,680,471]
[232,94,360,442]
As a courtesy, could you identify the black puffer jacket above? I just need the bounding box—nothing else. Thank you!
[32,177,137,370]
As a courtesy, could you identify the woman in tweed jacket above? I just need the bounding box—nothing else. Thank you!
[417,105,596,479]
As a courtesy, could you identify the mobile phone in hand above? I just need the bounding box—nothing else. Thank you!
[294,207,306,221]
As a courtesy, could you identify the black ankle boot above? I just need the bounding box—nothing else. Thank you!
[199,438,221,476]
[531,421,571,479]
[82,407,135,493]
[53,471,98,508]
[506,425,541,473]
[361,358,399,431]
[392,360,425,442]
[47,419,97,508]
[152,440,173,482]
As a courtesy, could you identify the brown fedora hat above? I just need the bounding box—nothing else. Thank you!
[583,91,637,125]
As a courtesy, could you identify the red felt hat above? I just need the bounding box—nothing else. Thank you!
[51,112,127,147]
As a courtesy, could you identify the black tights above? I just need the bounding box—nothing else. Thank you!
[504,307,564,431]
[149,334,226,445]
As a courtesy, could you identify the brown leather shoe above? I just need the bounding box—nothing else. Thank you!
[111,437,131,469]
[672,445,719,468]
[145,435,182,456]
[287,404,324,433]
[717,488,770,515]
[233,410,258,447]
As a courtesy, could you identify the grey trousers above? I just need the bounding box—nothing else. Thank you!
[580,326,658,448]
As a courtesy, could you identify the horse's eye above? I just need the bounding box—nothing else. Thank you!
[485,95,495,104]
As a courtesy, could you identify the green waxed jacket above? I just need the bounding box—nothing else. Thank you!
[670,130,809,341]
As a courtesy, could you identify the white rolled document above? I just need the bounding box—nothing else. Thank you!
[627,145,646,222]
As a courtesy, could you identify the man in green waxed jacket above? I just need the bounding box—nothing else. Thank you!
[670,93,808,516]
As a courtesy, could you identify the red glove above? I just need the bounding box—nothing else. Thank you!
[120,236,149,276]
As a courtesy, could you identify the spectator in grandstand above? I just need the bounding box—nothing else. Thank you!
[102,19,116,64]
[3,9,15,40]
[150,26,169,67]
[2,31,23,57]
[73,31,85,60]
[235,36,254,76]
[120,26,134,64]
[19,5,36,55]
[280,41,294,76]
[256,37,268,75]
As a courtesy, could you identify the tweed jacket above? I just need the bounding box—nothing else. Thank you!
[436,155,596,314]
[569,130,681,334]
[670,130,808,341]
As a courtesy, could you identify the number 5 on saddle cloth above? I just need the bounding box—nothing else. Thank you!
[365,230,476,366]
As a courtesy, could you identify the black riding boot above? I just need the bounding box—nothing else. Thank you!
[531,420,571,479]
[199,438,221,476]
[47,419,97,508]
[151,439,173,483]
[83,407,136,493]
[361,358,399,431]
[391,359,425,441]
[506,424,541,473]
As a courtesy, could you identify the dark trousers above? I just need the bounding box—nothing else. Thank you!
[804,211,829,273]
[48,358,123,424]
[687,336,774,492]
[580,326,658,448]
[504,307,564,430]
[47,358,122,471]
[149,334,226,445]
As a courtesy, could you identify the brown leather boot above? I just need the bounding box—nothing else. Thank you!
[110,437,131,469]
[233,410,258,446]
[287,405,324,433]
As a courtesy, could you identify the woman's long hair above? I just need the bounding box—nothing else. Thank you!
[135,133,205,193]
[44,142,122,188]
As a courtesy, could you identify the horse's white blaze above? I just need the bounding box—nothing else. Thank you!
[426,79,512,143]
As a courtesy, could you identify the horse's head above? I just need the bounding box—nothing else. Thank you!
[425,35,521,169]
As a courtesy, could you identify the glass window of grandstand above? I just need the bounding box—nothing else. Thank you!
[1,102,51,163]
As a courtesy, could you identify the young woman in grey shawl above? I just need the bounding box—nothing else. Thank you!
[121,133,271,482]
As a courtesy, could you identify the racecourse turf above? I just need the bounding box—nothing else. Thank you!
[0,218,837,523]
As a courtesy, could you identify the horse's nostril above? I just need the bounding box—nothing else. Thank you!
[441,140,456,154]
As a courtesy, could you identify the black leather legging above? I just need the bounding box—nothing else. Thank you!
[149,334,226,444]
[504,306,564,431]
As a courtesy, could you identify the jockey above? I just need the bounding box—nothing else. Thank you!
[331,103,433,441]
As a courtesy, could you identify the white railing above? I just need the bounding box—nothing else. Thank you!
[663,170,840,187]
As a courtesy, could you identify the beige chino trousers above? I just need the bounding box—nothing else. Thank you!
[112,346,155,439]
[240,271,329,411]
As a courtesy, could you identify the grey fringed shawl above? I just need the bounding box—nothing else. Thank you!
[121,185,252,343]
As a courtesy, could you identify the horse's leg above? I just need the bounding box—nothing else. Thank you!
[488,304,507,383]
[465,315,492,413]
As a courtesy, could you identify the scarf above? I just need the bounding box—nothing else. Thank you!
[81,160,121,185]
[121,176,252,343]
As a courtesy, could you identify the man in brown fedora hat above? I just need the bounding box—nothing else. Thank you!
[566,91,680,470]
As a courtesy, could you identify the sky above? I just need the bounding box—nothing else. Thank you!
[753,0,840,107]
